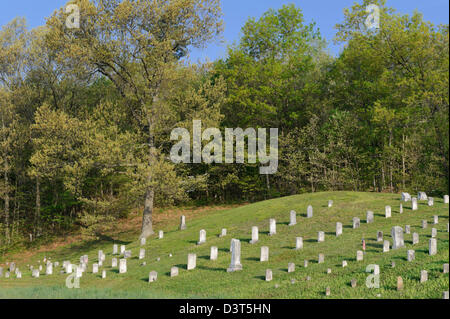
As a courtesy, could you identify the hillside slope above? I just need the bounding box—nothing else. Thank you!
[0,192,448,299]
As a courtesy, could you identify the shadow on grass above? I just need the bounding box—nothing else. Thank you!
[175,264,187,270]
[254,275,266,281]
[197,265,225,272]
[245,257,260,262]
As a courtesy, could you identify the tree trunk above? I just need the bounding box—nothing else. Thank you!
[4,161,10,244]
[402,134,406,190]
[35,176,41,237]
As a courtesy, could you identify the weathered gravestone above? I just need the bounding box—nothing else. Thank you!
[385,206,392,218]
[124,250,131,259]
[119,259,127,274]
[288,210,297,226]
[92,264,99,274]
[428,198,434,206]
[102,270,106,279]
[307,205,313,218]
[397,277,404,291]
[219,228,227,237]
[328,200,333,208]
[399,204,403,214]
[318,231,325,243]
[418,192,428,200]
[170,267,179,277]
[140,238,146,246]
[412,197,418,211]
[391,226,405,249]
[444,195,449,204]
[210,246,218,261]
[412,233,419,245]
[353,217,360,229]
[318,253,325,264]
[197,229,206,245]
[288,263,295,273]
[433,215,439,225]
[420,270,428,283]
[113,244,118,255]
[407,250,415,262]
[265,269,273,282]
[431,228,437,238]
[429,238,437,256]
[120,245,126,255]
[179,215,187,230]
[139,249,145,260]
[401,192,411,202]
[187,254,197,270]
[405,225,411,234]
[112,258,118,268]
[250,226,259,244]
[260,246,269,262]
[342,260,348,268]
[295,237,303,250]
[443,264,449,274]
[227,239,243,272]
[336,222,343,237]
[148,271,158,283]
[159,230,164,239]
[45,263,53,275]
[269,219,276,236]
[422,220,428,229]
[377,231,383,242]
[366,211,374,224]
[356,250,364,261]
[383,240,390,253]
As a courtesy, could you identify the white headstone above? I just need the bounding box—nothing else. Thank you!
[431,228,437,238]
[412,197,418,210]
[170,267,179,277]
[399,204,403,214]
[295,237,303,250]
[318,231,325,243]
[269,219,276,236]
[140,237,146,246]
[429,238,437,256]
[433,215,439,225]
[336,222,343,237]
[366,211,374,223]
[288,210,297,226]
[353,217,360,229]
[318,253,325,264]
[307,205,313,218]
[383,240,390,253]
[391,226,405,249]
[219,228,227,237]
[113,244,118,255]
[180,215,187,230]
[401,192,411,202]
[385,206,391,218]
[102,270,106,279]
[404,225,411,234]
[418,192,428,200]
[444,195,449,204]
[45,262,53,275]
[119,259,127,274]
[288,263,295,273]
[356,250,364,261]
[187,254,197,270]
[265,269,273,282]
[159,230,164,239]
[112,258,118,267]
[407,250,415,262]
[92,263,99,274]
[428,197,434,206]
[328,200,333,208]
[250,226,259,244]
[227,239,243,272]
[210,246,218,261]
[139,248,146,260]
[148,271,158,283]
[197,229,206,245]
[260,246,269,262]
[420,270,428,283]
[120,245,126,255]
[377,231,383,242]
[412,232,419,245]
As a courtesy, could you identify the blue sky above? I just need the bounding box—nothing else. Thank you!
[1,0,448,62]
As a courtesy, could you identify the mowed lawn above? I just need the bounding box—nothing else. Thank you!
[0,191,448,299]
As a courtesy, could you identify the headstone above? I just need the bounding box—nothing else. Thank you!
[342,260,348,268]
[210,246,218,261]
[112,258,118,267]
[124,250,131,259]
[377,231,383,242]
[407,250,415,262]
[0,267,3,277]
[5,272,10,278]
[422,220,428,229]
[139,248,145,260]
[397,277,404,291]
[336,222,343,237]
[197,229,206,245]
[325,287,331,296]
[148,271,158,283]
[401,192,411,202]
[327,268,332,274]
[269,219,276,236]
[443,291,449,299]
[433,215,438,225]
[260,246,269,262]
[328,200,333,208]
[295,237,303,250]
[304,260,309,268]
[120,245,126,255]
[420,270,428,283]
[444,195,449,204]
[443,264,449,274]
[318,231,325,243]
[45,262,53,275]
[159,230,164,239]
[404,225,411,234]
[98,250,104,263]
[391,261,396,268]
[102,270,106,279]
[9,263,16,273]
[219,228,227,237]
[383,240,390,253]
[353,217,360,229]
[356,250,364,261]
[391,226,405,249]
[431,228,437,238]
[140,237,146,246]
[250,226,259,244]
[92,263,99,274]
[385,206,391,218]
[429,238,437,256]
[288,210,297,226]
[366,211,374,223]
[187,254,197,270]
[265,269,273,282]
[179,215,187,230]
[288,263,295,273]
[307,205,313,218]
[227,239,243,272]
[428,198,434,206]
[418,192,428,200]
[318,253,325,264]
[412,197,418,210]
[119,259,127,274]
[399,204,403,214]
[351,279,357,288]
[113,244,118,255]
[170,267,179,277]
[16,271,22,279]
[412,233,419,245]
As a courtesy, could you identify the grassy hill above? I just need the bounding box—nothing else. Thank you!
[0,192,448,299]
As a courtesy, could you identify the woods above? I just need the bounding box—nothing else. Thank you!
[0,0,448,253]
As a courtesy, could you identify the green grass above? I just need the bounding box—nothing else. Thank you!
[0,191,448,299]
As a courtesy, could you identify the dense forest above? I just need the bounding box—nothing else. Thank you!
[0,0,448,253]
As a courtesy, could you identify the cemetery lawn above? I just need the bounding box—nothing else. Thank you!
[0,191,448,299]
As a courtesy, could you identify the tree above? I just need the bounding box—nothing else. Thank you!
[46,0,224,238]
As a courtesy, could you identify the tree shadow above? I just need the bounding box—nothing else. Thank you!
[254,275,266,281]
[175,264,187,270]
[246,257,260,262]
[198,255,210,260]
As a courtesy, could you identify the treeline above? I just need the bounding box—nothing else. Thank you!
[0,0,448,252]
